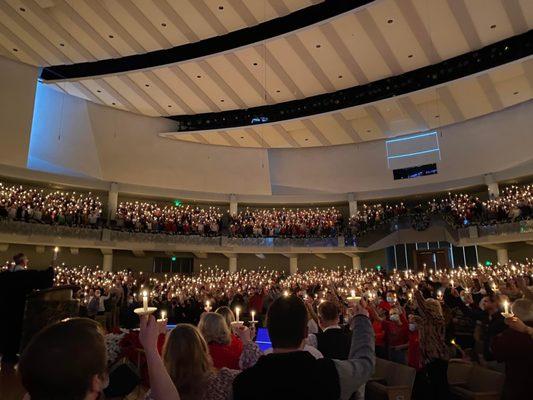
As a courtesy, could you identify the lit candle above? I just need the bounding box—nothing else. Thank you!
[251,310,256,323]
[235,306,241,322]
[160,310,166,320]
[205,300,211,312]
[351,289,356,298]
[503,300,509,315]
[143,290,148,312]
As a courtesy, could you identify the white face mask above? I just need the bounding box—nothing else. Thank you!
[390,314,400,322]
[408,323,416,332]
[386,296,396,304]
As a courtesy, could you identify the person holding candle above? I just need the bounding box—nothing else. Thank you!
[232,295,374,400]
[491,299,533,400]
[198,312,261,371]
[306,301,351,360]
[140,314,259,400]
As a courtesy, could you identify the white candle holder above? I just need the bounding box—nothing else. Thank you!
[501,312,514,318]
[134,307,157,316]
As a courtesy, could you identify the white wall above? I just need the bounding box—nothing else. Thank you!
[0,56,38,168]
[27,83,272,195]
[268,101,533,194]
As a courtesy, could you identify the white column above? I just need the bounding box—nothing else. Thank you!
[289,256,298,275]
[229,194,238,216]
[347,192,358,217]
[228,255,237,273]
[108,182,119,221]
[487,182,500,199]
[352,254,362,270]
[102,250,113,272]
[497,248,508,265]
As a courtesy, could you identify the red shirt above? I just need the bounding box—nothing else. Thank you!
[382,314,409,347]
[408,330,423,371]
[208,335,243,370]
[373,320,385,346]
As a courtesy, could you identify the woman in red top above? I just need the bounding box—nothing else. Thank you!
[382,305,409,364]
[199,312,243,370]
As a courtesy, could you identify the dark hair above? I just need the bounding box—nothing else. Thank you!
[267,296,307,349]
[13,253,25,265]
[19,318,107,400]
[318,301,339,322]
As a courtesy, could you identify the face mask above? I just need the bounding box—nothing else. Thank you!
[409,323,416,332]
[480,289,487,295]
[386,296,396,304]
[390,314,400,322]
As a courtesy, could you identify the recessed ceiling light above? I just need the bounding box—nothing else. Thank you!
[276,90,281,93]
[305,138,309,141]
[196,75,201,78]
[112,102,116,105]
[253,62,258,66]
[12,48,18,52]
[108,35,114,39]
[513,91,519,95]
[168,105,172,107]
[220,99,224,102]
[366,129,371,132]
[19,7,26,12]
[59,43,65,47]
[145,84,150,87]
[241,136,244,139]
[338,75,343,79]
[97,90,101,93]
[387,19,394,24]
[218,5,224,10]
[435,115,440,118]
[490,24,496,29]
[315,44,321,48]
[408,54,413,58]
[161,23,167,27]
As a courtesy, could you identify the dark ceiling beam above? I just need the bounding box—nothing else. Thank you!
[39,0,375,81]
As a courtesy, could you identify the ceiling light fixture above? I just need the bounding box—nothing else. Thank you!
[145,84,150,87]
[97,90,102,93]
[196,75,201,78]
[490,24,496,29]
[253,62,258,66]
[108,35,114,39]
[19,7,26,12]
[218,6,224,10]
[338,75,343,79]
[315,44,321,48]
[112,102,116,105]
[408,54,413,58]
[387,19,393,24]
[12,48,18,52]
[59,43,65,47]
[161,23,167,27]
[513,91,519,95]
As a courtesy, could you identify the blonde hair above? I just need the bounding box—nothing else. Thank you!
[163,324,213,400]
[425,298,443,317]
[215,306,235,329]
[199,312,231,345]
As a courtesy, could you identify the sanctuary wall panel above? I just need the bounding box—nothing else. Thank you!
[0,56,38,168]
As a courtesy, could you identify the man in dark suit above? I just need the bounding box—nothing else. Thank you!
[307,300,352,359]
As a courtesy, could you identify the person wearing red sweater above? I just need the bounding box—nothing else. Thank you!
[199,312,243,370]
[382,306,409,364]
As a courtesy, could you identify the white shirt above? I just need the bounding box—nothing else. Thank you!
[263,345,323,359]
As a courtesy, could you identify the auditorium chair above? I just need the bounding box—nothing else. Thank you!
[365,358,416,400]
[447,359,504,400]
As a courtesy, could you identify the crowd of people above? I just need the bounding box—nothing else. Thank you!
[1,180,532,240]
[0,182,102,227]
[229,207,343,238]
[347,184,533,238]
[2,256,532,399]
[115,201,224,236]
